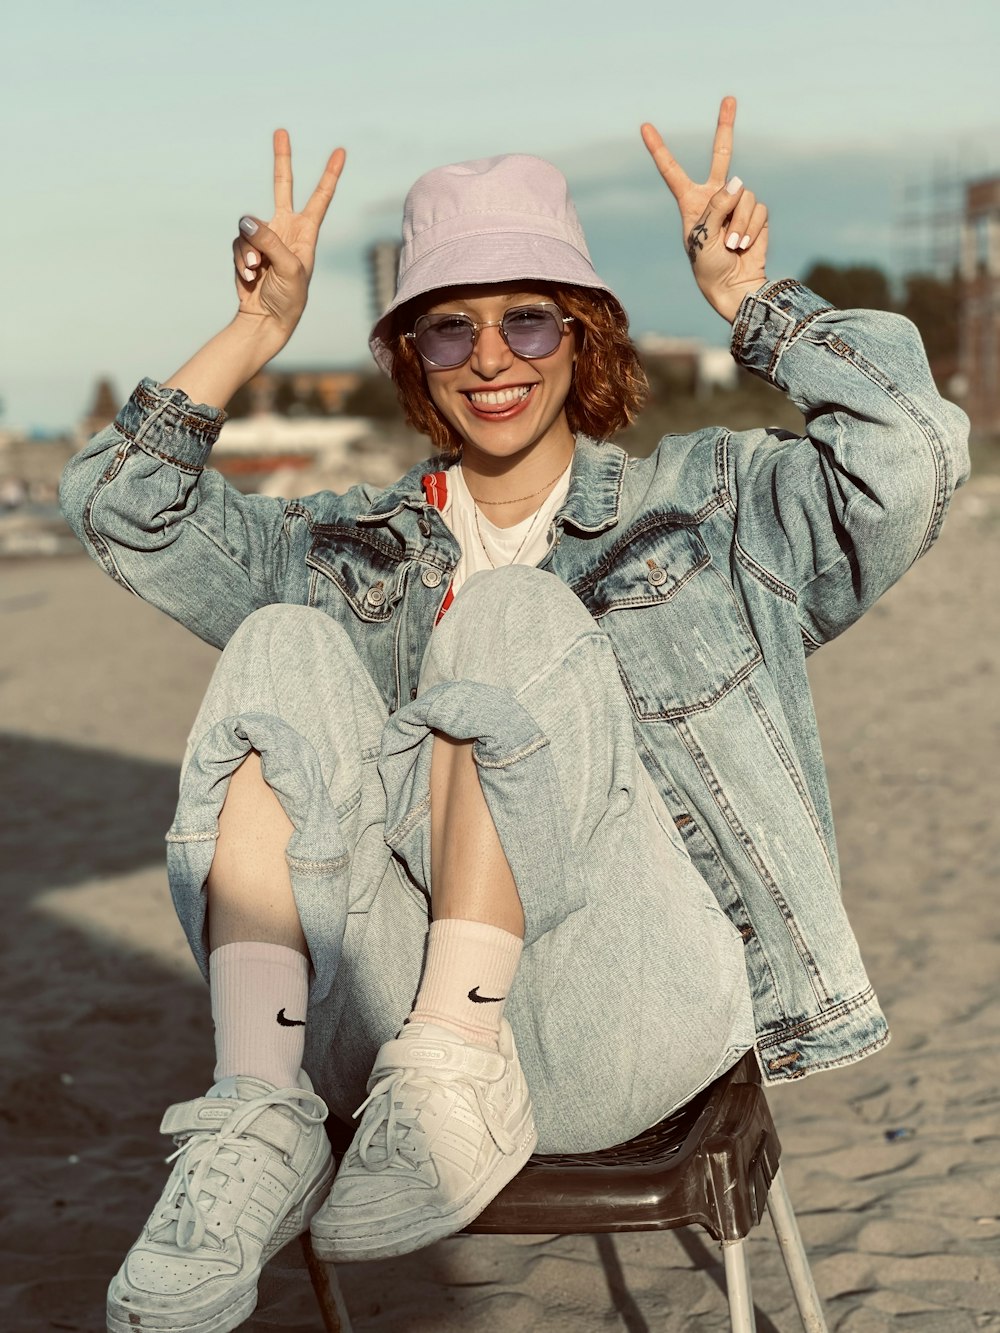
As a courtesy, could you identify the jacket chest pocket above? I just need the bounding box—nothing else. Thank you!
[305,530,412,711]
[306,529,407,625]
[574,522,761,721]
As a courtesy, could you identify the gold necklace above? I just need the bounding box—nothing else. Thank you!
[473,501,548,571]
[464,463,568,506]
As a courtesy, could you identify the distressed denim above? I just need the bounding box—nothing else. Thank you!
[164,569,754,1152]
[60,279,971,1084]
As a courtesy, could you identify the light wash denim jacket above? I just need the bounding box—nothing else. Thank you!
[60,279,970,1084]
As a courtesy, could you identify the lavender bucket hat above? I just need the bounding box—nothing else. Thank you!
[368,154,619,373]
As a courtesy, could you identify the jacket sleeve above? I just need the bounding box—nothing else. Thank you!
[59,378,315,648]
[725,279,971,649]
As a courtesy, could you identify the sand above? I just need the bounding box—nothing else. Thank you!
[1,471,998,1332]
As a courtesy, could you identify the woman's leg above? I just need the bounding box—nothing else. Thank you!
[203,752,312,1095]
[109,605,406,1333]
[378,565,757,1153]
[429,735,523,935]
[396,736,527,1046]
[207,750,304,952]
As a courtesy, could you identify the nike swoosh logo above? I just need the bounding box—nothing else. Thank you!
[468,987,505,1004]
[276,1008,306,1027]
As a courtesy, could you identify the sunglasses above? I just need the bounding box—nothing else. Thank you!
[406,302,574,368]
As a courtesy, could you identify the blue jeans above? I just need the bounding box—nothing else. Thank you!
[165,566,755,1153]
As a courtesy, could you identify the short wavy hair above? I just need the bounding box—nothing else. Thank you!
[387,285,647,456]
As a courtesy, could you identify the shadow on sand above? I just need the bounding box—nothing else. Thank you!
[0,733,769,1332]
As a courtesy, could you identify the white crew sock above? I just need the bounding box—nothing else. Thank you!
[407,917,524,1049]
[209,941,310,1090]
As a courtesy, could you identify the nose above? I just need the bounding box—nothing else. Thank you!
[469,322,514,380]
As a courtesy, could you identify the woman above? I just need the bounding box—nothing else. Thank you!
[61,98,969,1333]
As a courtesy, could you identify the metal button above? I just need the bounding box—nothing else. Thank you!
[647,566,668,587]
[365,584,387,608]
[421,566,443,588]
[418,518,432,537]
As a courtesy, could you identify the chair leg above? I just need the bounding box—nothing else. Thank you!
[300,1234,355,1333]
[722,1238,757,1333]
[765,1165,828,1333]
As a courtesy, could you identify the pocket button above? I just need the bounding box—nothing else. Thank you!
[365,584,387,608]
[647,565,668,588]
[421,567,443,588]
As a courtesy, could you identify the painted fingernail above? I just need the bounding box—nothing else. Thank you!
[726,231,740,250]
[243,267,255,281]
[739,234,751,250]
[239,216,258,235]
[726,176,743,195]
[246,250,257,266]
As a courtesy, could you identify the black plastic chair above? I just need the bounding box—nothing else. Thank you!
[302,1050,828,1332]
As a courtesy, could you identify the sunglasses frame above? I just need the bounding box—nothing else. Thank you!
[405,302,574,368]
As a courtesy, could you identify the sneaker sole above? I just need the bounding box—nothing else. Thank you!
[107,1156,335,1333]
[310,1110,537,1263]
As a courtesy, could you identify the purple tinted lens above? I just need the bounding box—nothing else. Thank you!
[415,315,475,366]
[502,307,562,358]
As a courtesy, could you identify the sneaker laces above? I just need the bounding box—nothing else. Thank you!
[351,1066,516,1171]
[153,1087,327,1251]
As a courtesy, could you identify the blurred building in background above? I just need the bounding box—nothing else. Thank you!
[368,241,402,321]
[228,368,362,420]
[636,335,738,398]
[80,378,119,439]
[960,177,1000,436]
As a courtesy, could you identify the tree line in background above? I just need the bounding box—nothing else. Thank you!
[800,263,960,379]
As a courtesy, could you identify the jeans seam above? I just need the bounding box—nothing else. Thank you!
[474,735,549,769]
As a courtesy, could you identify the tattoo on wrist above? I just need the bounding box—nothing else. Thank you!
[686,222,709,267]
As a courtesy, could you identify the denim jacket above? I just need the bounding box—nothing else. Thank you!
[60,279,970,1084]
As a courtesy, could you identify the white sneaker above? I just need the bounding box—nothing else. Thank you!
[107,1075,334,1333]
[310,1019,537,1262]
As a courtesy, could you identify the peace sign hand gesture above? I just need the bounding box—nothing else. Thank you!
[233,130,346,348]
[641,97,768,323]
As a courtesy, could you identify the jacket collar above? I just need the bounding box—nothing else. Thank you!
[558,437,627,534]
[358,436,627,534]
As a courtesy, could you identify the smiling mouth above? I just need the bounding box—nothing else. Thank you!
[463,384,536,418]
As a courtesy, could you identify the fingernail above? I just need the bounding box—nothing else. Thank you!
[726,176,743,195]
[739,235,751,250]
[726,231,740,250]
[246,250,257,266]
[243,267,255,281]
[239,216,258,235]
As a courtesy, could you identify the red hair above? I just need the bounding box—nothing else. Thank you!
[388,285,647,455]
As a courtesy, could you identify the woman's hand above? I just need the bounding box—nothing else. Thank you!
[161,132,345,410]
[641,97,768,324]
[233,130,346,348]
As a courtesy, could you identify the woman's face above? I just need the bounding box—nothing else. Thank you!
[417,283,577,464]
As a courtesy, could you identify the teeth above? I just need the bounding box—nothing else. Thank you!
[467,386,532,406]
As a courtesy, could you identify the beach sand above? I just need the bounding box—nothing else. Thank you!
[1,472,998,1332]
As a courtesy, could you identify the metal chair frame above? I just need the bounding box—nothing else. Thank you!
[301,1050,828,1332]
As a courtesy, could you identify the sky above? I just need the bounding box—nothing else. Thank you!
[5,0,1000,433]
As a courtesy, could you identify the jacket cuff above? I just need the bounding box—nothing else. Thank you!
[114,378,228,474]
[730,279,836,386]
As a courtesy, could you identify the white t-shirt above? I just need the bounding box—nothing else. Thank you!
[437,462,572,598]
